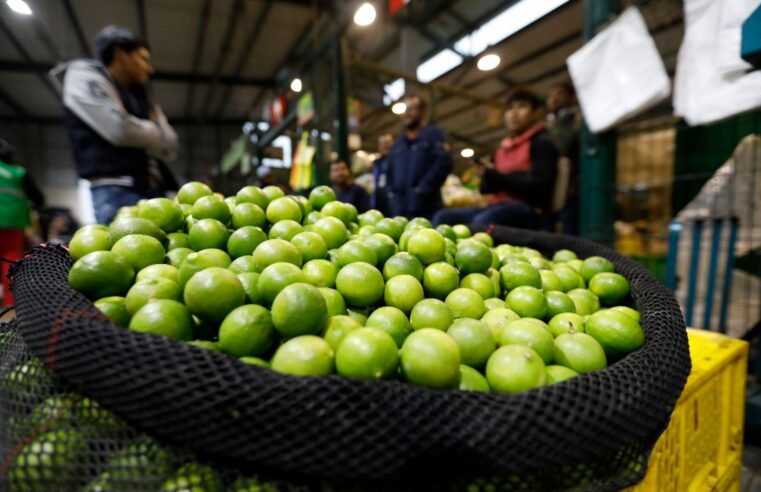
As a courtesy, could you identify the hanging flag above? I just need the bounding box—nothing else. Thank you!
[290,131,316,191]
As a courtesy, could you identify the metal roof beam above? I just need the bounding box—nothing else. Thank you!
[183,0,212,121]
[0,16,60,101]
[62,0,92,56]
[0,86,27,116]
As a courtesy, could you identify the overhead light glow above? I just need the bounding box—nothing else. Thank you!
[321,132,331,141]
[6,0,32,15]
[416,49,463,84]
[384,78,405,102]
[290,78,302,93]
[477,53,501,71]
[460,148,475,158]
[257,122,270,132]
[242,122,254,133]
[391,102,406,115]
[354,3,376,26]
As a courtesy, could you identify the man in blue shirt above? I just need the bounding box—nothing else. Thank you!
[386,95,452,219]
[330,160,369,213]
[371,133,393,216]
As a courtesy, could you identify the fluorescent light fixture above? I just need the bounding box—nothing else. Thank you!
[391,102,406,115]
[416,49,463,83]
[384,78,405,102]
[354,2,376,26]
[477,53,500,71]
[418,0,570,82]
[460,148,475,158]
[290,78,302,93]
[6,0,32,15]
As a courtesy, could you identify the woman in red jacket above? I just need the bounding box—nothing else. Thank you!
[433,88,559,229]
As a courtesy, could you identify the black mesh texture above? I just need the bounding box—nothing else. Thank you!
[0,226,691,491]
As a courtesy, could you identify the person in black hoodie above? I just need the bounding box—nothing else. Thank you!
[56,25,178,224]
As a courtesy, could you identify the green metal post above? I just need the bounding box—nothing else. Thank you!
[579,0,618,245]
[332,36,349,163]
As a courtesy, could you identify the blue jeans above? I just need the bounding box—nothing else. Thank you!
[91,186,143,224]
[432,201,540,229]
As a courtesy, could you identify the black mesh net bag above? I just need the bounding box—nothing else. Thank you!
[0,225,691,491]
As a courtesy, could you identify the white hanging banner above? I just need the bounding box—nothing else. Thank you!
[566,7,671,133]
[673,0,761,126]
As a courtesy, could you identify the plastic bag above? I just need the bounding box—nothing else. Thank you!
[567,7,671,133]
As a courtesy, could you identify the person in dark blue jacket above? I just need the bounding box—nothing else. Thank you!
[386,95,452,219]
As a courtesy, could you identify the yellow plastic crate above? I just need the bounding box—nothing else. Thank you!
[624,329,748,491]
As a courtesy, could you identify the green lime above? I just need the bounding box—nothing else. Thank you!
[546,365,578,384]
[566,259,584,272]
[545,291,577,318]
[458,365,490,392]
[471,232,493,247]
[553,332,607,373]
[363,233,398,265]
[498,319,554,364]
[191,195,231,224]
[178,248,232,287]
[94,296,131,327]
[219,304,274,357]
[400,328,461,389]
[539,270,563,292]
[383,252,424,281]
[589,272,630,306]
[552,249,578,263]
[271,283,328,338]
[160,462,223,492]
[585,309,645,359]
[500,262,541,291]
[108,217,167,246]
[268,219,303,241]
[262,185,285,202]
[460,273,494,299]
[410,298,453,331]
[436,224,457,242]
[266,196,303,224]
[180,203,192,218]
[305,211,322,225]
[188,218,230,251]
[407,217,432,229]
[111,234,165,271]
[227,226,267,259]
[294,195,313,215]
[548,312,586,337]
[365,306,412,347]
[228,255,258,274]
[374,218,402,242]
[137,197,184,232]
[125,278,181,315]
[309,185,337,210]
[358,209,383,227]
[69,228,110,261]
[303,259,337,287]
[9,428,86,490]
[610,305,640,322]
[177,181,213,205]
[129,299,193,340]
[506,286,547,319]
[271,335,334,376]
[225,196,238,212]
[423,261,460,299]
[187,340,221,351]
[406,229,446,265]
[446,288,487,319]
[567,288,601,315]
[258,262,306,305]
[166,247,192,268]
[485,345,546,393]
[166,232,190,250]
[236,185,269,209]
[69,251,135,299]
[252,238,302,271]
[335,262,385,307]
[321,201,353,226]
[452,224,471,239]
[231,202,267,229]
[580,256,615,283]
[337,240,378,267]
[323,315,362,351]
[239,356,269,367]
[447,318,495,368]
[335,327,399,380]
[481,308,520,341]
[183,267,245,322]
[454,240,492,274]
[553,265,585,291]
[484,297,506,311]
[311,216,348,249]
[237,272,262,304]
[384,274,424,313]
[487,268,502,297]
[319,287,347,316]
[291,231,328,262]
[529,257,551,270]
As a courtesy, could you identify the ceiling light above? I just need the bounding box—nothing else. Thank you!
[391,102,406,115]
[354,3,376,26]
[290,78,302,93]
[477,53,500,71]
[6,0,32,15]
[460,148,474,158]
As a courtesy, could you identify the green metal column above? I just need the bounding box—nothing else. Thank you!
[579,0,618,245]
[332,36,349,163]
